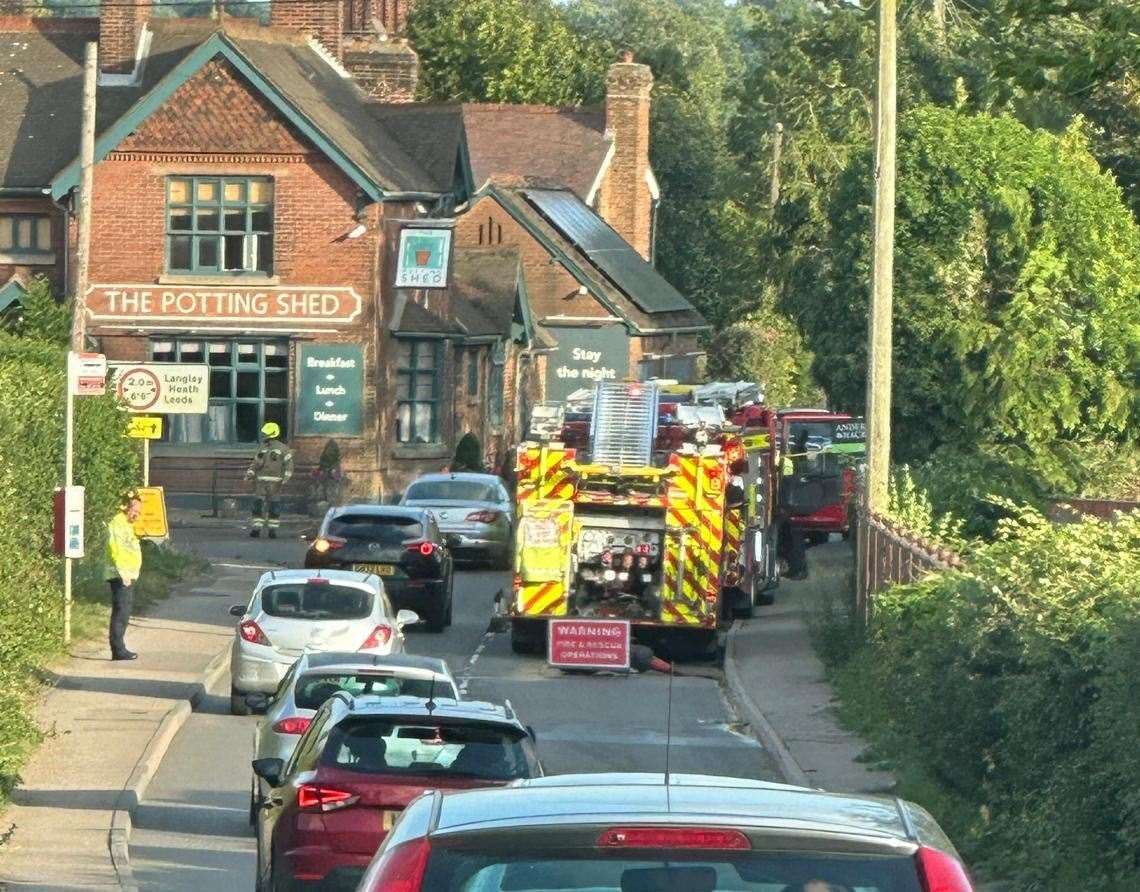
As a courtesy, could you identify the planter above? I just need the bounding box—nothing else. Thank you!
[415,249,432,265]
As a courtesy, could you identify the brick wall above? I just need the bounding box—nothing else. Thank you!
[85,56,387,500]
[598,59,653,261]
[455,196,610,323]
[99,0,147,75]
[342,44,419,101]
[270,0,343,59]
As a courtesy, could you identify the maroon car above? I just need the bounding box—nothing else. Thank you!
[252,694,541,891]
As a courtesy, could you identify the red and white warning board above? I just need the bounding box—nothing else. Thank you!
[548,619,631,671]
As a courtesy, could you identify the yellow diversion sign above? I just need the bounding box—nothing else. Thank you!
[132,486,169,539]
[126,416,163,439]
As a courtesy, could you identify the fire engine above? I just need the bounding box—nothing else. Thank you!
[510,381,782,656]
[777,409,866,542]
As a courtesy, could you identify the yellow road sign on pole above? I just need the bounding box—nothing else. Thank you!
[126,416,163,439]
[133,486,169,539]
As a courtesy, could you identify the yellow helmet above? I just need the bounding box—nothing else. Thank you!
[261,421,281,439]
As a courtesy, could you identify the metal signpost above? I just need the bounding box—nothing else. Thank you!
[62,351,106,644]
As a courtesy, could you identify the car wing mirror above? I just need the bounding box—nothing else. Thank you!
[251,757,285,788]
[396,609,421,629]
[229,604,246,617]
[444,533,462,549]
[251,757,284,787]
[246,693,270,713]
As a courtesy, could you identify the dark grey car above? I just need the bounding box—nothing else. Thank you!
[355,772,973,892]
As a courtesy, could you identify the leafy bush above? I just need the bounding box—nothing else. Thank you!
[838,507,1140,888]
[0,285,141,800]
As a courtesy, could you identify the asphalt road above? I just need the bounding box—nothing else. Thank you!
[129,522,779,890]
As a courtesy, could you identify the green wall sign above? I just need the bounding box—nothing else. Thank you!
[297,344,364,436]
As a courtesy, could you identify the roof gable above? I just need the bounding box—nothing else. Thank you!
[477,184,706,334]
[49,27,447,201]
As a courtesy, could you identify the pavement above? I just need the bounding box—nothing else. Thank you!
[726,539,896,794]
[0,517,889,889]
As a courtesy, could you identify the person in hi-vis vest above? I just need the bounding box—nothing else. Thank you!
[246,422,293,539]
[105,491,143,661]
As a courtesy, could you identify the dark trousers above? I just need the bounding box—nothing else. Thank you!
[778,520,808,577]
[108,577,133,657]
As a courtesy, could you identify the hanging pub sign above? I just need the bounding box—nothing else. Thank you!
[394,228,452,288]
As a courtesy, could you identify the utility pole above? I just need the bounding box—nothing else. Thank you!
[63,40,97,644]
[71,40,97,352]
[865,0,896,514]
[769,122,784,209]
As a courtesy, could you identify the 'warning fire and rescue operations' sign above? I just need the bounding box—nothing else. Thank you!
[86,285,362,326]
[544,325,631,403]
[548,619,631,671]
[297,344,363,437]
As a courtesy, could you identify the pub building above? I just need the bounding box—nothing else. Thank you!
[0,2,707,506]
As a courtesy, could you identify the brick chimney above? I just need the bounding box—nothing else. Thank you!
[99,0,150,76]
[599,51,654,261]
[271,0,344,60]
[340,0,418,101]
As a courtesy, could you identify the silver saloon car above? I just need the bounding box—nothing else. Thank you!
[228,569,420,715]
[248,652,459,823]
[400,472,513,569]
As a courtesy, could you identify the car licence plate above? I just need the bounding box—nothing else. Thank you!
[353,563,396,576]
[382,809,400,830]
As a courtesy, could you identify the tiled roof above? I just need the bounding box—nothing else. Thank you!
[461,104,611,200]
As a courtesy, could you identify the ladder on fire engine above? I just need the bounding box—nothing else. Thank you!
[589,381,659,468]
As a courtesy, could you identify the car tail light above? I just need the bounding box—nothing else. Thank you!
[842,466,856,497]
[916,846,973,891]
[271,716,312,735]
[297,784,359,813]
[465,510,501,523]
[312,536,346,554]
[406,541,436,556]
[360,625,392,650]
[362,836,431,892]
[597,827,751,850]
[238,619,270,646]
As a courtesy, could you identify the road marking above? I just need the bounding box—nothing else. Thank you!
[457,630,496,695]
[213,562,279,571]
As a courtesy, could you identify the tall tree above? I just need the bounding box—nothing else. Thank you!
[788,106,1140,460]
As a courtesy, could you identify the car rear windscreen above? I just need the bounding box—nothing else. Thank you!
[322,718,537,780]
[420,851,924,892]
[405,480,501,502]
[328,514,423,544]
[260,583,372,621]
[294,673,456,710]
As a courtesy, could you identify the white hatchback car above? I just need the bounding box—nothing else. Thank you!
[228,569,419,715]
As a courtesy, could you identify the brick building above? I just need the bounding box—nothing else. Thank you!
[0,1,705,505]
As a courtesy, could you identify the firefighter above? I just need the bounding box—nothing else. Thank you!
[778,433,809,580]
[246,421,293,539]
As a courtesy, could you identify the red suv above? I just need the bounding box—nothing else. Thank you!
[252,694,541,891]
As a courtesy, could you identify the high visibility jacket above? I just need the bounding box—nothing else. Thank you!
[105,510,142,582]
[247,438,294,484]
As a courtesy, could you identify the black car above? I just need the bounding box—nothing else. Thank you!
[356,773,974,892]
[304,505,454,631]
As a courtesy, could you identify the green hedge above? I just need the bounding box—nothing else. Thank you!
[0,327,138,796]
[837,507,1140,888]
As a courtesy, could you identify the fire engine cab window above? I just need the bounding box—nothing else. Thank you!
[166,176,273,276]
[149,338,288,445]
[396,339,441,444]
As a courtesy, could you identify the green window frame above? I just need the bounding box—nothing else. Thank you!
[396,339,441,445]
[0,214,52,254]
[488,348,504,426]
[149,338,289,444]
[467,348,480,397]
[166,176,274,276]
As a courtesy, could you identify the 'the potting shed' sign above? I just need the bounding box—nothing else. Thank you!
[394,227,452,288]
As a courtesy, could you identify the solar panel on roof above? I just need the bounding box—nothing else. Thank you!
[523,189,694,314]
